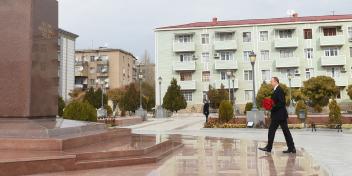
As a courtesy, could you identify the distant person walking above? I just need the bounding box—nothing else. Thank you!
[203,101,210,123]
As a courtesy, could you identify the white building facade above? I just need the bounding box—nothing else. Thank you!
[58,29,79,102]
[155,14,352,112]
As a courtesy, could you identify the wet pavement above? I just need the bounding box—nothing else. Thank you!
[32,136,327,176]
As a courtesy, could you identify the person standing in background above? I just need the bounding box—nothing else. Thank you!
[203,100,210,123]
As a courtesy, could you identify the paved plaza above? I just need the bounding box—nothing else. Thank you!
[31,115,352,176]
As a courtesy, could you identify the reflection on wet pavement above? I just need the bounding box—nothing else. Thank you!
[33,136,328,176]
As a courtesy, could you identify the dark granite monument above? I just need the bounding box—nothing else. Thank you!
[0,0,58,118]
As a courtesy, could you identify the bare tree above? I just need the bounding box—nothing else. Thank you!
[139,50,155,88]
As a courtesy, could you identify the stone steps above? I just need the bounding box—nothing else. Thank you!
[74,142,183,170]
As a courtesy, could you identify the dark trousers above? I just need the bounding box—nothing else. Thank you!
[205,114,209,123]
[267,119,295,150]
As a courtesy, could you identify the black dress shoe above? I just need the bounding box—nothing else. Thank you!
[283,148,296,153]
[258,147,271,152]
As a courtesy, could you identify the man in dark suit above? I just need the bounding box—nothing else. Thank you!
[203,100,210,123]
[259,77,296,153]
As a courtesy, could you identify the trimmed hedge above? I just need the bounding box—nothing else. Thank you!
[63,101,97,122]
[219,100,234,123]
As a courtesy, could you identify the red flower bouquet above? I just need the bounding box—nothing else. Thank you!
[262,98,275,111]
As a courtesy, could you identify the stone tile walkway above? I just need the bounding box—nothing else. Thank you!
[129,116,352,176]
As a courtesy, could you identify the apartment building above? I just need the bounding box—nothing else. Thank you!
[74,48,137,90]
[58,29,79,102]
[155,14,352,112]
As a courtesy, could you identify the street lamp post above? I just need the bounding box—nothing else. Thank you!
[288,72,293,106]
[287,72,295,114]
[158,76,162,106]
[139,74,143,109]
[232,78,236,114]
[249,51,257,111]
[96,79,106,118]
[226,71,232,101]
[156,76,164,118]
[136,72,146,120]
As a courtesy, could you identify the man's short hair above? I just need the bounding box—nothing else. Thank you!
[272,77,280,84]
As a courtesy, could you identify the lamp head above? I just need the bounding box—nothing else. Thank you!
[249,51,256,63]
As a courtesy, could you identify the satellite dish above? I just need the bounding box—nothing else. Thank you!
[79,66,83,71]
[286,9,296,16]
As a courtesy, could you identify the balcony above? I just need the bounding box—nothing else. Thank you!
[75,61,88,66]
[319,35,345,46]
[214,60,238,70]
[334,77,348,87]
[214,40,237,50]
[281,78,302,88]
[96,72,109,77]
[173,61,196,72]
[173,42,195,52]
[96,60,109,65]
[215,79,239,89]
[275,57,300,68]
[179,80,196,90]
[75,67,88,77]
[321,56,346,66]
[274,38,298,48]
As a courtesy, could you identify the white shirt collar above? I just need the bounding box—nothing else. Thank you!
[274,85,279,91]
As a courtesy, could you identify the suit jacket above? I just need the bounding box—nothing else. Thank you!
[270,86,288,121]
[203,103,209,115]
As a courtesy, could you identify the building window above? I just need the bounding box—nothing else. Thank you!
[327,67,340,78]
[304,29,312,39]
[278,29,293,38]
[180,72,192,81]
[203,91,208,102]
[179,53,193,62]
[219,51,233,60]
[284,68,298,78]
[243,51,251,62]
[348,27,352,39]
[350,47,352,57]
[304,48,313,59]
[220,71,226,80]
[279,49,294,58]
[260,31,268,41]
[202,71,210,82]
[243,32,251,42]
[202,52,210,62]
[182,91,192,101]
[89,79,95,85]
[89,67,96,74]
[305,68,314,79]
[216,32,234,41]
[244,70,253,81]
[261,70,271,82]
[90,56,95,62]
[201,34,209,44]
[175,34,192,43]
[245,90,253,101]
[336,90,342,99]
[323,28,337,36]
[260,50,270,60]
[324,48,339,57]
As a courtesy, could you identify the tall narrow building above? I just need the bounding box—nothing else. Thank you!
[58,29,79,102]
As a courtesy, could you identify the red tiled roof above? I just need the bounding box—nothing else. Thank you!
[156,14,352,30]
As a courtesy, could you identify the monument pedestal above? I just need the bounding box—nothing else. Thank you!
[0,0,58,118]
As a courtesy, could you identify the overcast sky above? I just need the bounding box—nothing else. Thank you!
[58,0,352,61]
